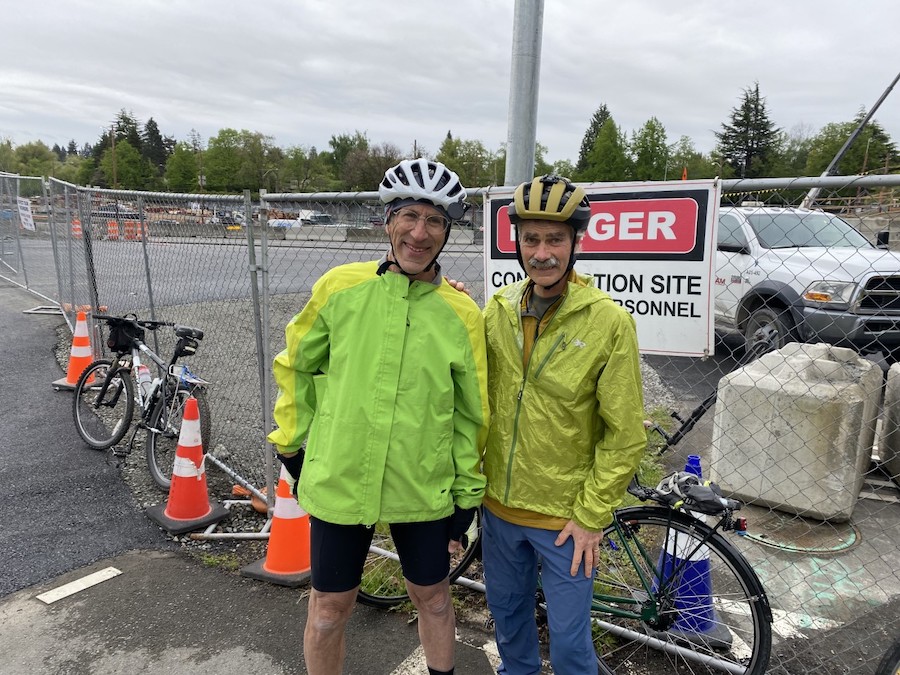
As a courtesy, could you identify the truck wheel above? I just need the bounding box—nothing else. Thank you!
[744,305,793,350]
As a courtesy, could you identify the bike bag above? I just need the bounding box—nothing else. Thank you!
[107,322,144,352]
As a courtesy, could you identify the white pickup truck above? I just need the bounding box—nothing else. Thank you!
[715,204,900,356]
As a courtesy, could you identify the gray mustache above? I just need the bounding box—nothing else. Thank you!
[528,256,560,270]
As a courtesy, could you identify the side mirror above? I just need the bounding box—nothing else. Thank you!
[876,230,890,250]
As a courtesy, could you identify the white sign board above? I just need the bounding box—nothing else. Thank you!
[483,180,720,357]
[16,197,35,232]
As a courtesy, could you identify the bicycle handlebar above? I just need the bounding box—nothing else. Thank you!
[92,314,176,331]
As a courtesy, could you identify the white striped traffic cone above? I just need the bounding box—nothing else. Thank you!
[53,311,95,390]
[240,464,311,587]
[146,397,228,535]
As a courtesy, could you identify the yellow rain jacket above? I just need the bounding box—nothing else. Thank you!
[483,273,646,531]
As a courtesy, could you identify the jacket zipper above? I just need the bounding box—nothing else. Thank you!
[503,291,568,502]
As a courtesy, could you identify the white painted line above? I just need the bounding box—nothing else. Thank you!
[35,567,122,604]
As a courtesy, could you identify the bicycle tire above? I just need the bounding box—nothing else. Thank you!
[875,639,900,675]
[592,506,772,675]
[357,507,482,608]
[72,359,135,450]
[144,384,211,491]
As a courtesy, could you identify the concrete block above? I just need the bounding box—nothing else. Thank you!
[878,363,900,485]
[709,342,882,522]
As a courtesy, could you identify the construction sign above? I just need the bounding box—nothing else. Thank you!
[483,180,720,357]
[16,197,35,232]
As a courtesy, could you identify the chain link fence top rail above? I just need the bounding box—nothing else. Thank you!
[4,172,900,674]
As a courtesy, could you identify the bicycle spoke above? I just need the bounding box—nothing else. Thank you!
[592,508,770,675]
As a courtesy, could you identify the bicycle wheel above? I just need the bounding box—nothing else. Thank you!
[145,384,211,490]
[357,507,482,608]
[875,639,900,675]
[592,506,772,675]
[73,359,135,450]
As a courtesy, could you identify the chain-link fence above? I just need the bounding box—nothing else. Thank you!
[3,172,900,674]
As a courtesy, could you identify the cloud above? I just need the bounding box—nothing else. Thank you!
[2,0,898,168]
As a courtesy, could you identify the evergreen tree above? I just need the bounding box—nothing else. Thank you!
[114,110,143,151]
[67,139,79,156]
[715,82,780,178]
[51,143,67,162]
[581,119,630,181]
[141,118,169,175]
[576,104,611,174]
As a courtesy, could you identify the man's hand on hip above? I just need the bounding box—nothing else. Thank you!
[555,519,603,577]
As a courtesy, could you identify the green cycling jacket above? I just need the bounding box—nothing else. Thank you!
[483,274,646,531]
[268,261,489,526]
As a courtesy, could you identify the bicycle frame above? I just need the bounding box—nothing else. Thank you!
[591,509,719,624]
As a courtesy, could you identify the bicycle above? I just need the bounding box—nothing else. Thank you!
[876,638,900,675]
[71,313,211,491]
[357,472,773,675]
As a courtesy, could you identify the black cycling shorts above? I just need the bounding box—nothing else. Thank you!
[309,515,452,593]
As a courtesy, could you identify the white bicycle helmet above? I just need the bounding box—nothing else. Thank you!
[379,158,467,220]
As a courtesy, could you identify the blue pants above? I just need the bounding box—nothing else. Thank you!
[482,508,596,675]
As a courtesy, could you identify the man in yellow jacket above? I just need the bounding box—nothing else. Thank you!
[482,175,646,675]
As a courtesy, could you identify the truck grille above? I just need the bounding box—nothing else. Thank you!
[858,276,900,312]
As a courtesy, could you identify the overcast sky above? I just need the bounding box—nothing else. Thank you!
[3,0,899,167]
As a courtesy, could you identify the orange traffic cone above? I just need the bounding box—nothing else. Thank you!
[240,464,311,587]
[53,311,95,391]
[146,397,228,535]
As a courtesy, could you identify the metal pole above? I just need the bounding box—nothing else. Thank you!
[12,177,30,288]
[258,189,276,511]
[801,70,900,208]
[45,179,65,308]
[504,0,544,186]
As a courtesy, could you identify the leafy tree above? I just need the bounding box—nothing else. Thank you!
[342,142,404,191]
[55,154,87,184]
[436,133,499,188]
[580,118,630,181]
[576,104,611,174]
[668,136,718,180]
[165,142,199,192]
[767,124,815,178]
[630,117,669,180]
[282,146,336,192]
[15,141,59,177]
[715,82,780,178]
[328,131,369,186]
[0,139,15,172]
[552,159,576,179]
[204,129,244,192]
[100,139,149,189]
[805,111,897,176]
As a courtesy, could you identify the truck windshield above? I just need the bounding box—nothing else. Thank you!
[748,212,872,249]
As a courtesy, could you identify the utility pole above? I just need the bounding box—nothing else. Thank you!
[504,0,544,186]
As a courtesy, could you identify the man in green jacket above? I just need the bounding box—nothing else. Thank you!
[268,159,490,675]
[482,174,646,675]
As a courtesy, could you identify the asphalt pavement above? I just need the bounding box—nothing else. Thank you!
[0,280,498,674]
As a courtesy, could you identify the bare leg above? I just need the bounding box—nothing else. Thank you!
[406,578,455,672]
[303,587,358,675]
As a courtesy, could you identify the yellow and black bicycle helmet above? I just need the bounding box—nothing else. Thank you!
[507,174,592,231]
[508,174,592,289]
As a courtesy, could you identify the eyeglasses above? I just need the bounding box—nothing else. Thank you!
[393,208,449,232]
